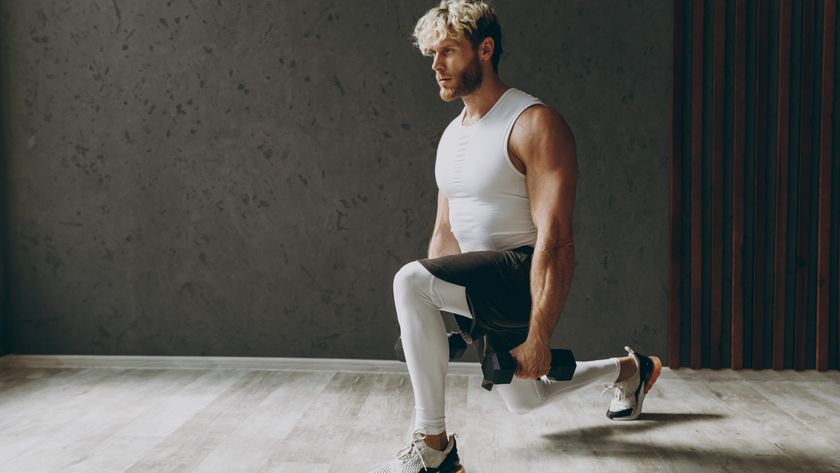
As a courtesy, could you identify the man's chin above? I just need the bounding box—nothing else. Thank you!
[438,87,459,102]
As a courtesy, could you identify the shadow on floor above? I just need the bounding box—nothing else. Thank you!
[540,413,838,473]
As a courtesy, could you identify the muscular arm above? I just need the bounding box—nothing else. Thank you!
[428,191,462,259]
[509,105,579,373]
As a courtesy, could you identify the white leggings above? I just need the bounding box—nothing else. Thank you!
[393,260,621,435]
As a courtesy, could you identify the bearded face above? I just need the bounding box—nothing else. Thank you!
[438,47,484,102]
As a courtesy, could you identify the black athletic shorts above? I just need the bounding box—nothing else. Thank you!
[417,245,535,355]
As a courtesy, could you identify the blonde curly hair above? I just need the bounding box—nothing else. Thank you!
[412,0,504,72]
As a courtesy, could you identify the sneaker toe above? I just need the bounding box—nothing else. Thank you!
[606,406,635,419]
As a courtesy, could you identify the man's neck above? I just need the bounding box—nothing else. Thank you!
[460,76,510,125]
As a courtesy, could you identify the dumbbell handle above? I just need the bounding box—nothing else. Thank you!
[481,348,576,385]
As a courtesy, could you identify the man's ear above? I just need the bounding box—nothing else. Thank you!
[481,37,494,59]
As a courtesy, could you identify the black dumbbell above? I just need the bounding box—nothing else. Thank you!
[481,348,576,385]
[394,332,468,362]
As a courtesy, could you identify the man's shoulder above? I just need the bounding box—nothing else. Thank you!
[514,102,573,139]
[509,98,576,168]
[503,88,564,126]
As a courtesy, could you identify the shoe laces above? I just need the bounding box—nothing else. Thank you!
[396,430,430,470]
[395,430,457,470]
[600,381,627,400]
[600,346,638,400]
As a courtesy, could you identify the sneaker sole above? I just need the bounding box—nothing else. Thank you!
[609,354,662,421]
[416,465,466,473]
[643,355,662,395]
[629,355,662,420]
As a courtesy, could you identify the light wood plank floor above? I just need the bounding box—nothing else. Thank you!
[1,360,839,472]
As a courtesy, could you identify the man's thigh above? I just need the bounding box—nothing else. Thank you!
[416,246,534,337]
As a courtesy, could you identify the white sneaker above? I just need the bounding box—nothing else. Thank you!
[601,346,662,421]
[367,429,466,473]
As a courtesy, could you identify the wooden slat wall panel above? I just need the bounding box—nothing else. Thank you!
[690,0,705,370]
[816,0,835,371]
[752,0,770,370]
[835,1,840,373]
[711,0,726,369]
[670,0,686,370]
[795,0,815,371]
[670,0,839,370]
[731,0,746,370]
[772,0,792,371]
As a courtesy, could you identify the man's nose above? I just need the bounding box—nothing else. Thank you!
[431,54,444,71]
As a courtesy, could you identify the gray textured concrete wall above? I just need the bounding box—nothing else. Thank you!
[0,1,671,362]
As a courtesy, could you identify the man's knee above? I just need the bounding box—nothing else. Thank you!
[393,260,431,297]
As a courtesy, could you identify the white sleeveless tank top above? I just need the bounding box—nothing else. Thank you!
[435,87,544,253]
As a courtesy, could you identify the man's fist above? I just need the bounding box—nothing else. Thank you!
[509,338,552,380]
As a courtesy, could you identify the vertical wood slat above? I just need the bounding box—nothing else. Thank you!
[690,0,705,370]
[773,0,793,370]
[753,0,770,370]
[671,0,836,371]
[815,0,835,371]
[794,0,816,371]
[711,0,726,369]
[731,0,746,370]
[670,0,685,370]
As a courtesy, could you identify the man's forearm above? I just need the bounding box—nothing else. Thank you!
[428,231,461,259]
[527,239,575,344]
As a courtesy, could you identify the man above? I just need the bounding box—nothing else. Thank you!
[369,2,662,472]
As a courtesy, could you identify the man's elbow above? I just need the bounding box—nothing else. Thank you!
[536,232,575,254]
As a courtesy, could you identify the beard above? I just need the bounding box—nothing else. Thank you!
[439,54,484,102]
